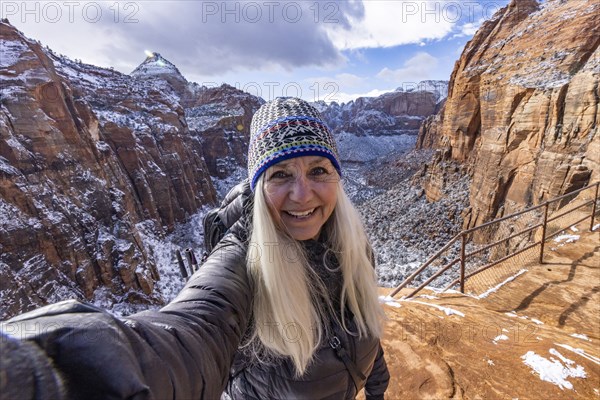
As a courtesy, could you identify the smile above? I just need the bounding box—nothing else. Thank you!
[285,208,316,218]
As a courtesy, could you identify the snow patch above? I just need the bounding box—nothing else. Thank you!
[570,333,591,342]
[378,295,401,308]
[555,343,600,366]
[405,300,465,317]
[507,313,543,324]
[493,334,509,344]
[521,349,586,390]
[553,234,580,244]
[95,141,111,152]
[0,156,19,175]
[478,269,527,299]
[0,39,29,68]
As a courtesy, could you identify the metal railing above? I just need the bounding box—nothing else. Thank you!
[390,182,599,299]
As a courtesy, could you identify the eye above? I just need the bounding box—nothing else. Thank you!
[309,166,328,176]
[269,170,290,180]
[309,166,336,182]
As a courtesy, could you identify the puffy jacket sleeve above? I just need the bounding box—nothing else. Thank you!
[0,234,252,400]
[364,342,390,400]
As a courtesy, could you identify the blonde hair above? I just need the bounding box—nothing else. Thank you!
[245,173,383,376]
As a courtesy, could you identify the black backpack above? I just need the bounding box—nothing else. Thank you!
[202,207,228,261]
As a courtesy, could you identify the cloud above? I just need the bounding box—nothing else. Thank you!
[7,1,366,76]
[301,73,365,102]
[4,0,505,84]
[376,52,439,83]
[323,0,456,50]
[94,1,365,76]
[451,18,486,39]
[332,73,364,88]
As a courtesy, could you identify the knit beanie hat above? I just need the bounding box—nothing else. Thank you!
[247,97,341,190]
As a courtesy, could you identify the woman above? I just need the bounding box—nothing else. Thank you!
[1,97,389,399]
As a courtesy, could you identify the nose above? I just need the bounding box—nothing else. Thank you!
[288,175,313,204]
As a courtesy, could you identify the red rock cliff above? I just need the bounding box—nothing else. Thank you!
[0,22,259,317]
[417,0,599,228]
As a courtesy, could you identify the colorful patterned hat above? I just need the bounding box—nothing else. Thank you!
[248,97,341,190]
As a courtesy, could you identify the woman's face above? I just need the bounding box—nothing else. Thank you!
[263,156,339,241]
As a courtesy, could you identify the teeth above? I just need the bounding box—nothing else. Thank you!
[286,208,315,217]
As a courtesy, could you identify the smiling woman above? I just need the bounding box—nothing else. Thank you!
[263,156,339,240]
[0,97,389,400]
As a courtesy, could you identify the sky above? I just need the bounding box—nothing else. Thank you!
[1,0,512,103]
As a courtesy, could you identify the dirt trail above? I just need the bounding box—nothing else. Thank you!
[368,229,599,399]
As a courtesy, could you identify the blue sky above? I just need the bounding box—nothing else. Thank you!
[2,0,511,102]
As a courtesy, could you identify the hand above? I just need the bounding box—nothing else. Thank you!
[0,332,66,400]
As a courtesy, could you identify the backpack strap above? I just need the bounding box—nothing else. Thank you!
[329,322,366,393]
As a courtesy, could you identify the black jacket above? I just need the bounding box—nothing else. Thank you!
[0,181,389,399]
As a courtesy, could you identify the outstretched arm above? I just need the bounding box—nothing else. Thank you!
[1,235,252,399]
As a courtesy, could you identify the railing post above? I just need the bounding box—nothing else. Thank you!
[591,183,599,232]
[460,233,466,293]
[540,202,549,264]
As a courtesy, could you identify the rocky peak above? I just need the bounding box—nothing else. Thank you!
[131,52,190,98]
[396,80,449,103]
[131,52,184,80]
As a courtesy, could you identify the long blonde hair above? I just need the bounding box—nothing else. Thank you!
[245,173,383,376]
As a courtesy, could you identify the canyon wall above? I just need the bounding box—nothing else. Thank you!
[0,22,261,317]
[417,0,599,228]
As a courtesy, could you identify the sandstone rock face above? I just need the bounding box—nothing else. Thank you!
[0,22,259,318]
[417,0,600,229]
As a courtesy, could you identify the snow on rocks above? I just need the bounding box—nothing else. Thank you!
[131,52,185,80]
[555,344,600,366]
[570,333,591,342]
[359,151,470,289]
[521,349,586,390]
[553,234,580,244]
[404,299,465,317]
[551,234,580,251]
[379,295,402,308]
[492,334,509,345]
[0,38,30,68]
[504,311,544,325]
[477,269,528,299]
[136,209,209,304]
[336,132,415,163]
